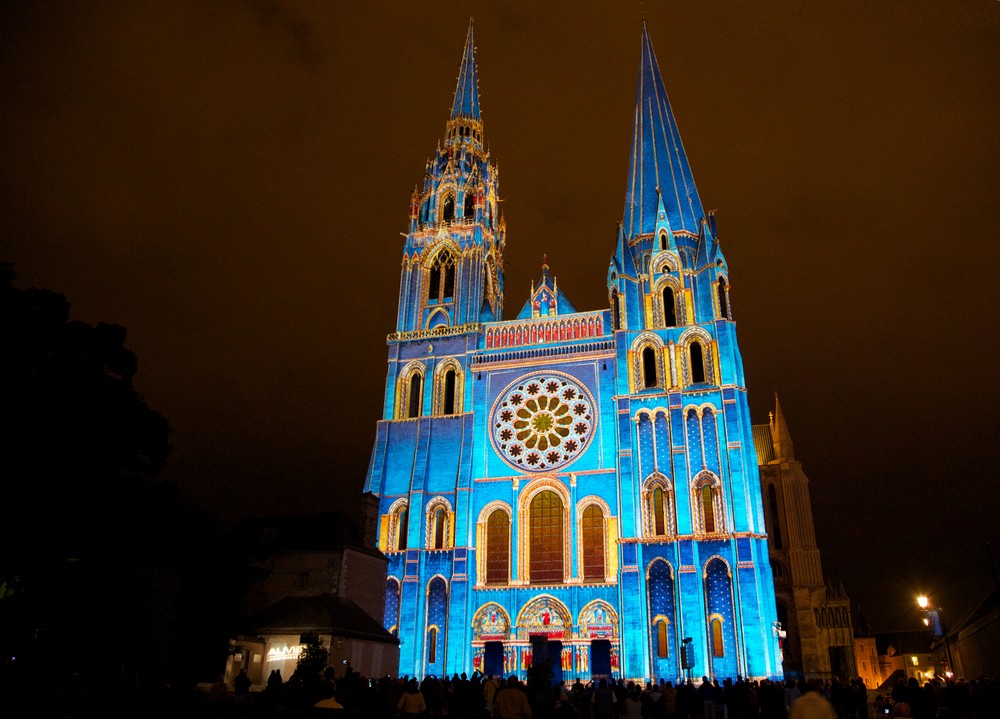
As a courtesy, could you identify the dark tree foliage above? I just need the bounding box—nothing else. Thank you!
[0,263,246,701]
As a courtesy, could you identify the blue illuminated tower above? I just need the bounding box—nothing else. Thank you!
[364,22,782,682]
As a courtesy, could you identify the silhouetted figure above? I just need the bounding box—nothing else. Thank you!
[790,681,836,719]
[398,678,428,716]
[494,676,532,719]
[234,668,251,697]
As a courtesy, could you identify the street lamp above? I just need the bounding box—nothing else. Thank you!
[916,594,953,677]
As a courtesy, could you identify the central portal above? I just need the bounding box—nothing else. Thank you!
[531,635,563,684]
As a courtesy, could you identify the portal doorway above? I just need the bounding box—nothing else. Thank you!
[484,641,504,678]
[591,639,611,679]
[531,636,563,684]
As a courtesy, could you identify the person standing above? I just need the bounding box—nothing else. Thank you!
[790,681,836,719]
[494,676,533,719]
[398,678,428,716]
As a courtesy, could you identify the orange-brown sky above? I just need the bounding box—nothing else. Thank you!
[3,1,999,632]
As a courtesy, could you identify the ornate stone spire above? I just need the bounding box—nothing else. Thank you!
[623,21,705,240]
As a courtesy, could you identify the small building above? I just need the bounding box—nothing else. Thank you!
[227,507,399,687]
[938,580,1000,680]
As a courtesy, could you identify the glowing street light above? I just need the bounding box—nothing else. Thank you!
[916,594,953,675]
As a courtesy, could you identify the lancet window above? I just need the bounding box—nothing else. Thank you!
[441,193,455,222]
[427,249,456,303]
[426,498,453,550]
[717,277,731,320]
[529,490,564,584]
[662,286,677,327]
[690,342,706,384]
[485,509,510,585]
[433,359,463,416]
[581,504,606,582]
[694,474,725,536]
[387,501,409,552]
[397,364,425,419]
[644,473,675,538]
[631,336,666,393]
[642,347,658,389]
[611,289,622,330]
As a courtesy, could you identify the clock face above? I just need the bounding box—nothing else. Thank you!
[489,372,596,472]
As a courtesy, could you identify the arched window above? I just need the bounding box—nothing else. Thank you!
[385,578,400,634]
[432,507,446,549]
[427,250,456,303]
[652,487,667,536]
[702,484,716,534]
[662,287,677,327]
[463,193,474,219]
[642,346,658,389]
[407,373,422,418]
[529,490,563,584]
[690,342,706,384]
[443,369,456,415]
[659,231,668,251]
[656,619,669,658]
[442,194,455,221]
[433,361,463,416]
[581,505,605,581]
[396,507,408,551]
[486,509,510,584]
[611,290,622,330]
[767,484,783,550]
[420,199,430,223]
[427,626,438,663]
[717,277,729,319]
[711,618,724,657]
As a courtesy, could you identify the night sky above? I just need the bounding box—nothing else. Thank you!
[3,2,999,634]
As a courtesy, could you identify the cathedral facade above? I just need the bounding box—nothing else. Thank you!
[364,23,783,683]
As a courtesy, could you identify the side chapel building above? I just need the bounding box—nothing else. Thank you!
[363,23,783,682]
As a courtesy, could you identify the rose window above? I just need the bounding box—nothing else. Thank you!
[491,373,595,472]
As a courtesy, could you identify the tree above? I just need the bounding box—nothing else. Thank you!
[0,262,171,566]
[0,262,175,687]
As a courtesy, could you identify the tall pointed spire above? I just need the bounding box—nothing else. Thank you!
[623,21,705,240]
[771,392,795,461]
[450,20,480,121]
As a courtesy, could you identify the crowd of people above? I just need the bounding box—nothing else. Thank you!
[203,665,999,719]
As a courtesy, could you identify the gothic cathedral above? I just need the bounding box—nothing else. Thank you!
[364,22,783,682]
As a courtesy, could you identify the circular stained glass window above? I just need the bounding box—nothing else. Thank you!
[490,373,595,472]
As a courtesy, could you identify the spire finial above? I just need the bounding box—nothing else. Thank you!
[542,253,549,271]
